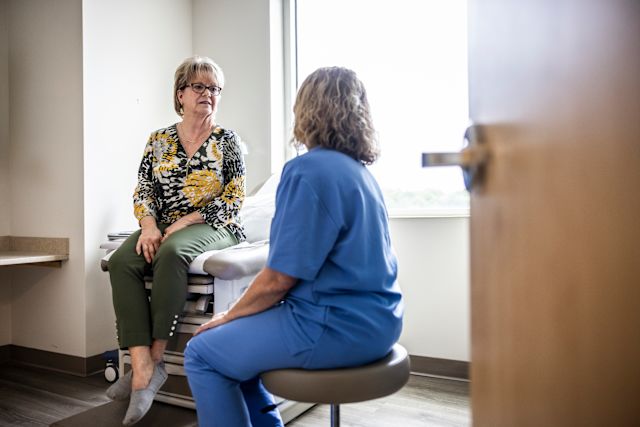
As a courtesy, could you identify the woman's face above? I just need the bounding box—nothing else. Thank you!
[178,72,220,118]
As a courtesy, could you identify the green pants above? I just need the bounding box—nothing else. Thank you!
[108,223,239,349]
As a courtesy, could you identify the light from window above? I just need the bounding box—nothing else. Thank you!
[295,0,469,215]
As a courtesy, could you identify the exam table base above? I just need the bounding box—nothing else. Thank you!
[152,392,315,423]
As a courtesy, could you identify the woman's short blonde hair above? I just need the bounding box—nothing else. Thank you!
[293,67,379,165]
[173,56,225,116]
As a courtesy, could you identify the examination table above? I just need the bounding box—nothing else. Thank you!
[99,175,315,423]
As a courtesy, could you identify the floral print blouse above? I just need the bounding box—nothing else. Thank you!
[133,124,246,241]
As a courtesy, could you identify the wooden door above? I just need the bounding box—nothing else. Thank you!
[468,1,640,425]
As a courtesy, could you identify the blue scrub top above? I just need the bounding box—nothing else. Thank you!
[267,147,403,357]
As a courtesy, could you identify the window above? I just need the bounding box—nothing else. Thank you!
[292,0,469,216]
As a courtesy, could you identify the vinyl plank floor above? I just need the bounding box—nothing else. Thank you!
[0,363,110,426]
[0,362,470,426]
[287,375,470,427]
[50,400,198,427]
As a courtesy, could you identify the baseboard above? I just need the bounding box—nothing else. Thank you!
[0,344,10,363]
[0,345,105,377]
[0,345,468,380]
[409,354,469,380]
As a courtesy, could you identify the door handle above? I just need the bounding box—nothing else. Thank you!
[422,125,488,191]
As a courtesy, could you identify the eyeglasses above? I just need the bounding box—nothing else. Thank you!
[185,83,222,96]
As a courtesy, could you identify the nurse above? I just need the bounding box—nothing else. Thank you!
[184,66,404,427]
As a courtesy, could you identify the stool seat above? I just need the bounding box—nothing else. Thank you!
[261,344,410,404]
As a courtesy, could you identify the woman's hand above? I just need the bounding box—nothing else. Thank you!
[136,217,162,263]
[161,212,205,243]
[194,311,231,336]
[161,220,188,242]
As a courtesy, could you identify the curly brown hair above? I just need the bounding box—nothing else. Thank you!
[292,67,379,165]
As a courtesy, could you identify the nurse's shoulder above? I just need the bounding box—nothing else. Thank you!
[287,148,362,182]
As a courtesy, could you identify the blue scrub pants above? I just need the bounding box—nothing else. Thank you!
[184,304,305,427]
[184,303,391,427]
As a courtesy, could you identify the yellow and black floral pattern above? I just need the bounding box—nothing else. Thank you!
[133,124,246,241]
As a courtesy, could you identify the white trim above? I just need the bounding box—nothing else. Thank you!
[282,0,297,162]
[269,0,286,174]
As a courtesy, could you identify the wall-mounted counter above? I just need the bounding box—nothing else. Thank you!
[0,236,69,267]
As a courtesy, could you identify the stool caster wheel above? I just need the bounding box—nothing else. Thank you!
[104,361,119,383]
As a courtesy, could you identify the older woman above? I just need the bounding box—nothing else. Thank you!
[184,67,404,427]
[106,56,245,426]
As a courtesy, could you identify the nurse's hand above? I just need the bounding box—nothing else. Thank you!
[194,311,230,335]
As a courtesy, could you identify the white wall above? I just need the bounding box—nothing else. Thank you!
[1,0,470,363]
[193,0,281,192]
[7,0,85,355]
[0,269,10,346]
[392,217,470,361]
[82,0,192,356]
[191,0,471,362]
[0,0,9,237]
[2,0,192,358]
[0,0,11,347]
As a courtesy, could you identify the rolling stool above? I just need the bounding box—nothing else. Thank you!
[261,344,411,426]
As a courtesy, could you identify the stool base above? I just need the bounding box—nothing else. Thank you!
[331,404,340,427]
